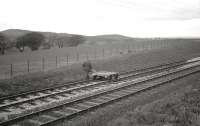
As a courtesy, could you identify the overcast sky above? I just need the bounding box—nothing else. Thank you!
[0,0,200,37]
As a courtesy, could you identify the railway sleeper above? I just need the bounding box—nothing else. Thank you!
[28,119,43,125]
[89,99,106,104]
[92,98,109,103]
[103,94,121,99]
[99,96,114,101]
[64,107,81,113]
[77,103,93,108]
[53,110,68,116]
[41,115,57,120]
[106,93,122,98]
[69,105,86,111]
[112,91,128,95]
[83,101,99,106]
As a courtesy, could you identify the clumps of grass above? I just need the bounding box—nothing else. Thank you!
[107,82,200,126]
[107,110,170,126]
[107,118,130,126]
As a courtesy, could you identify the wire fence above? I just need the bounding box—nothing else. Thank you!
[0,42,172,79]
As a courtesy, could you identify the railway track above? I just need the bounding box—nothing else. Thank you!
[0,60,187,113]
[0,58,200,126]
[0,59,185,102]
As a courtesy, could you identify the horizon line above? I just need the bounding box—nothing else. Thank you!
[1,28,200,39]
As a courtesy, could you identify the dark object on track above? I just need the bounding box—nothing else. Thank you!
[89,71,119,81]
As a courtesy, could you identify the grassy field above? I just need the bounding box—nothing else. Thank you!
[0,40,200,97]
[106,75,200,126]
[0,39,198,79]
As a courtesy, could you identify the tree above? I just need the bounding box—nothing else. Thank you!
[0,33,6,55]
[16,36,26,52]
[56,36,71,48]
[69,35,86,46]
[25,32,44,51]
[57,41,64,48]
[16,32,44,51]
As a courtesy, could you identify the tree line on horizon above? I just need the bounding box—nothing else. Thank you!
[0,32,86,55]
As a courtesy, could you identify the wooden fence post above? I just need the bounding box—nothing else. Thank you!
[42,57,45,71]
[56,56,58,68]
[86,52,89,61]
[10,64,13,78]
[94,49,96,59]
[27,60,30,73]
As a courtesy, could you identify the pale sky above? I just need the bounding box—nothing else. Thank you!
[0,0,200,37]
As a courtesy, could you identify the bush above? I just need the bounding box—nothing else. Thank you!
[0,32,7,54]
[16,32,44,51]
[69,35,86,46]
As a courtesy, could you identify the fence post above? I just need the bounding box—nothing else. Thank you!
[66,55,69,65]
[102,48,105,58]
[27,60,30,73]
[86,52,89,61]
[42,57,45,71]
[94,49,96,59]
[56,56,58,68]
[10,64,13,78]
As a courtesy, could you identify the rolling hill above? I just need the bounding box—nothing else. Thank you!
[2,29,199,55]
[1,29,136,47]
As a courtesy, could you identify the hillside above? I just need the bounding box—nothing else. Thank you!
[1,29,136,46]
[1,29,73,46]
[85,34,135,45]
[1,29,199,55]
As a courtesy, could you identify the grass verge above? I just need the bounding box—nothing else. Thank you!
[55,71,200,126]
